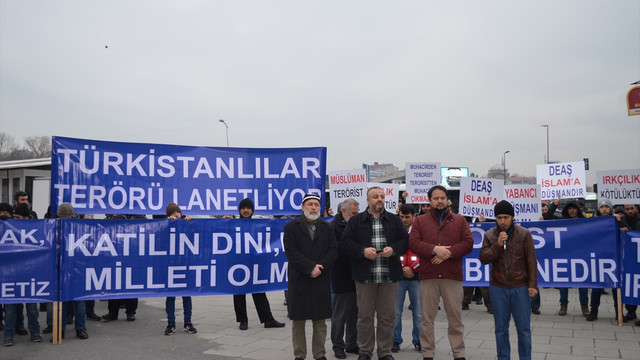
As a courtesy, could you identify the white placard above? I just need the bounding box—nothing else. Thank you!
[460,177,504,219]
[536,161,586,200]
[405,162,441,204]
[328,169,367,212]
[367,182,400,214]
[504,184,542,222]
[597,169,640,205]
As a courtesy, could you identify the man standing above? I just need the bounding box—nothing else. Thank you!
[342,187,409,360]
[392,204,421,353]
[480,201,538,360]
[409,185,473,360]
[284,193,337,360]
[233,198,285,330]
[330,198,360,359]
[13,191,37,219]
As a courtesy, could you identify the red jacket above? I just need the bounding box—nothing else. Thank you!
[408,210,473,281]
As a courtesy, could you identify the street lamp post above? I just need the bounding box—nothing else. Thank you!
[541,125,549,164]
[219,119,229,147]
[503,150,510,183]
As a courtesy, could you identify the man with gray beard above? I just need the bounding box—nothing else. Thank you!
[330,198,361,359]
[284,193,338,360]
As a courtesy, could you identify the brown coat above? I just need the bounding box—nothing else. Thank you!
[479,224,538,289]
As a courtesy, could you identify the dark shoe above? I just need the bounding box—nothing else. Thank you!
[42,325,53,334]
[581,305,590,317]
[531,308,540,315]
[102,313,118,322]
[86,312,102,321]
[379,355,395,360]
[184,322,197,334]
[487,307,493,314]
[623,312,637,322]
[164,323,176,335]
[635,319,640,326]
[586,308,598,321]
[315,357,327,360]
[475,298,483,305]
[462,303,470,310]
[334,348,347,359]
[414,341,422,351]
[558,303,567,316]
[391,341,400,352]
[4,338,14,346]
[76,329,89,339]
[423,358,434,360]
[454,358,466,360]
[357,355,371,360]
[15,326,28,335]
[345,347,360,354]
[408,303,413,310]
[264,320,285,328]
[31,334,43,343]
[239,321,248,330]
[126,313,136,322]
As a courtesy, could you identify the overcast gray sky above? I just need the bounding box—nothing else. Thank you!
[1,1,639,187]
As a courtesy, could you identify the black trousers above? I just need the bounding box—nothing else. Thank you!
[233,293,274,323]
[107,299,138,315]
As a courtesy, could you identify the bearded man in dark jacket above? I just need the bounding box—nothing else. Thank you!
[284,193,337,360]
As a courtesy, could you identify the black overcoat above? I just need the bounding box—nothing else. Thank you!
[283,216,337,321]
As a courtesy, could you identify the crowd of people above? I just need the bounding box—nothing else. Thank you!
[1,188,639,360]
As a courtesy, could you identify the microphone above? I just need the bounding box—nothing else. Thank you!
[501,231,507,250]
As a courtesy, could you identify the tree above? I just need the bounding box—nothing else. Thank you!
[23,136,51,158]
[0,132,19,160]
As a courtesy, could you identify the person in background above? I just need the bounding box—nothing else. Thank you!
[392,204,421,354]
[163,203,197,336]
[330,199,360,359]
[56,203,89,340]
[233,198,285,331]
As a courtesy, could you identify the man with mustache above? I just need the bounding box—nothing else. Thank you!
[342,187,409,360]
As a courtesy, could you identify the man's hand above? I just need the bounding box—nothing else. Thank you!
[378,246,393,258]
[528,288,538,297]
[363,247,378,260]
[402,266,414,278]
[433,245,451,259]
[498,231,508,247]
[431,255,447,265]
[310,264,324,278]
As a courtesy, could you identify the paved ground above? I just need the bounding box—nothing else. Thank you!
[1,288,638,360]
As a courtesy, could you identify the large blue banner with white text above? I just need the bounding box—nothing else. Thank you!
[0,220,58,304]
[59,218,289,301]
[51,136,327,216]
[621,231,640,305]
[464,217,619,288]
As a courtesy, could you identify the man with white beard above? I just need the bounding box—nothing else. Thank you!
[284,193,338,360]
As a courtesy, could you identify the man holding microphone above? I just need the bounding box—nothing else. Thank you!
[480,200,538,360]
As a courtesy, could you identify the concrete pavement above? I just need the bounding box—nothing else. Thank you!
[1,288,638,360]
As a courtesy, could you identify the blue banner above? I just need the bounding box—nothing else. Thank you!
[59,218,289,301]
[0,220,58,303]
[51,136,327,215]
[621,230,640,305]
[464,217,619,288]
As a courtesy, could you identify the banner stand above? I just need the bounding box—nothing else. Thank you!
[616,289,623,327]
[52,301,62,344]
